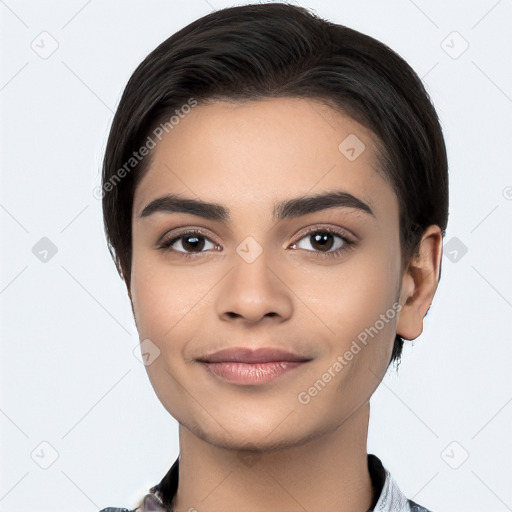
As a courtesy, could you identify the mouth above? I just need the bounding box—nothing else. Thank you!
[196,347,312,386]
[197,347,312,364]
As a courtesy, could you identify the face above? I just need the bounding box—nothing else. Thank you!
[130,97,404,451]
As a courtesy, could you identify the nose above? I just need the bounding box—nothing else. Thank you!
[215,250,293,326]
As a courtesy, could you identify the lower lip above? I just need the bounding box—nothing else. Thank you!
[199,361,306,385]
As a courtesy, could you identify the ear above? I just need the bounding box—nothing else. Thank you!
[396,225,443,341]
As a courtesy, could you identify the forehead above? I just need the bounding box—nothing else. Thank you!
[133,97,396,223]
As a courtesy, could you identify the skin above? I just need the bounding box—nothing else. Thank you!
[128,97,442,512]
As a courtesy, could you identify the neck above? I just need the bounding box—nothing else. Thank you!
[171,404,374,512]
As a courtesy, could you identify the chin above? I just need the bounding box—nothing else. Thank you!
[180,410,324,454]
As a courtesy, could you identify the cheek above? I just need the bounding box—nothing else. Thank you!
[297,250,400,386]
[129,256,207,415]
[130,252,224,376]
[130,255,200,341]
[296,250,399,337]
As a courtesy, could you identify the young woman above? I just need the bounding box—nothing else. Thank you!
[98,3,447,511]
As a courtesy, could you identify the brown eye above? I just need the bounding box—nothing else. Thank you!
[290,228,355,259]
[159,230,217,254]
[294,230,345,253]
[309,232,336,251]
[179,234,206,252]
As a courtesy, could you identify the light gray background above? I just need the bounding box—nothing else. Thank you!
[1,0,511,511]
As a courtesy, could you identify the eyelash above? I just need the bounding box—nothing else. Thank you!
[157,226,356,260]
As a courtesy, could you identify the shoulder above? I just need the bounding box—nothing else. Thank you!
[98,508,134,512]
[409,499,434,512]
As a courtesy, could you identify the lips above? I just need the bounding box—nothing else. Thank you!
[196,347,312,385]
[196,347,312,364]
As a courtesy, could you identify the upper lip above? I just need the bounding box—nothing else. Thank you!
[197,347,312,364]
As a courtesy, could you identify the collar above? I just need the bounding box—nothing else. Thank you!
[137,453,424,512]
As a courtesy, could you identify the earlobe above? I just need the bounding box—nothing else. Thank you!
[396,225,443,341]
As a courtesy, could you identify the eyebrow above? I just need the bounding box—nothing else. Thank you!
[137,191,375,221]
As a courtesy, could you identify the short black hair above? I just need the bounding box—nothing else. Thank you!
[101,2,449,368]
